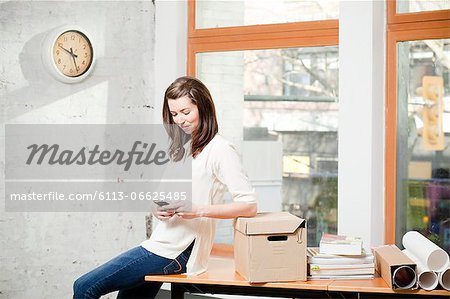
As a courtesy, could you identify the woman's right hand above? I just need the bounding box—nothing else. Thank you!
[152,205,175,221]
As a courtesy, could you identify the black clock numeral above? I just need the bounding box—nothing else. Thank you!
[56,50,60,55]
[84,53,88,58]
[71,35,75,40]
[63,65,66,70]
[70,69,73,73]
[82,60,85,65]
[57,58,61,64]
[58,43,63,47]
[83,44,86,50]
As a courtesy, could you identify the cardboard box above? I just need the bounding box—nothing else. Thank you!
[373,245,417,289]
[234,212,307,283]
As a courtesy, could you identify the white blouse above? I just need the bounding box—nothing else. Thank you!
[140,134,256,275]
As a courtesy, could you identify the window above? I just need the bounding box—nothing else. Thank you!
[386,0,450,254]
[188,0,339,246]
[396,0,450,14]
[195,0,339,29]
[387,0,450,23]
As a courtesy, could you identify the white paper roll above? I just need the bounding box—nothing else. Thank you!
[402,231,449,272]
[438,266,450,291]
[403,249,438,290]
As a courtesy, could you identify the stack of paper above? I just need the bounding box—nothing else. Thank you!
[319,233,363,255]
[307,247,375,280]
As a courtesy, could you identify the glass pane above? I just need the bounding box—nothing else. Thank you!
[396,39,450,255]
[195,0,339,29]
[397,0,450,13]
[196,46,339,247]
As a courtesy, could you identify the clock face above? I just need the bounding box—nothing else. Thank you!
[52,30,93,77]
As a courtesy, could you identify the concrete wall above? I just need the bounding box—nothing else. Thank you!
[0,1,155,298]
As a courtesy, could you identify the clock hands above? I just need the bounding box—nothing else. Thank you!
[59,45,78,58]
[69,47,79,72]
[59,45,79,72]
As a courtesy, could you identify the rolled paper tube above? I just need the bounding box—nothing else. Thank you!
[392,265,417,289]
[419,271,439,291]
[402,231,450,272]
[403,249,438,290]
[438,266,450,291]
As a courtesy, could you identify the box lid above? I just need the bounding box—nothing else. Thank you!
[235,212,305,235]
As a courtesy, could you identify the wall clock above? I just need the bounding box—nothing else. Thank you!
[42,25,95,83]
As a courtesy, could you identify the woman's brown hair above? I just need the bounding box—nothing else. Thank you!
[163,76,218,161]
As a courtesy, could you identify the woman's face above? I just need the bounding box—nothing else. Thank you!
[168,95,200,135]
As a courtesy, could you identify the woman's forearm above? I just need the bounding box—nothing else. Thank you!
[199,202,257,219]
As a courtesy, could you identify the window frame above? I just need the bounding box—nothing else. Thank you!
[387,0,450,24]
[385,0,450,244]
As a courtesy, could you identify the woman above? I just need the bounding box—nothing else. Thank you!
[73,76,257,298]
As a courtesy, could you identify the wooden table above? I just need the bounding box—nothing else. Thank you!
[146,255,450,299]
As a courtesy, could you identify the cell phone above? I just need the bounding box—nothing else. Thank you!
[154,201,170,207]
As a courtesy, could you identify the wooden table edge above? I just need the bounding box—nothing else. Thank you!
[145,275,330,290]
[327,280,450,296]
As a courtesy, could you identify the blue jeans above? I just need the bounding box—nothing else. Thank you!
[73,243,193,299]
